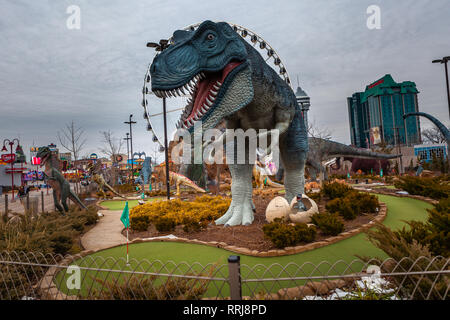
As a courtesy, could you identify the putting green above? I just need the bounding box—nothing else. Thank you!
[100,197,162,210]
[57,194,431,297]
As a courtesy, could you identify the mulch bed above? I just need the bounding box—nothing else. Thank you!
[124,189,380,252]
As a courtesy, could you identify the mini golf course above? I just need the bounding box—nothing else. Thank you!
[56,194,432,297]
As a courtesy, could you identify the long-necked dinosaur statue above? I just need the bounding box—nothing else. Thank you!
[149,20,398,226]
[306,137,400,180]
[86,161,127,199]
[37,146,87,213]
[153,163,206,196]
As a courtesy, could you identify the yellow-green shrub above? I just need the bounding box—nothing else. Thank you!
[130,195,231,232]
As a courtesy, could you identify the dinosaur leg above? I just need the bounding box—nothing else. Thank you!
[61,185,70,212]
[280,147,307,205]
[215,163,254,226]
[53,188,64,213]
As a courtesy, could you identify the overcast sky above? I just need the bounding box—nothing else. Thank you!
[1,0,449,161]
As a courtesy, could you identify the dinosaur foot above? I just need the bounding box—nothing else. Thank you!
[215,198,254,226]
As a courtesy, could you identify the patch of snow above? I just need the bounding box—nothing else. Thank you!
[396,191,409,195]
[142,234,178,241]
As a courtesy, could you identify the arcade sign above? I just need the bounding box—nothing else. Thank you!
[32,156,42,165]
[90,153,98,160]
[1,153,16,163]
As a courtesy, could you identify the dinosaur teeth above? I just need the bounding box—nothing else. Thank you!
[216,81,222,86]
[205,97,213,106]
[210,89,218,96]
[213,85,220,90]
[179,87,185,95]
[208,94,215,101]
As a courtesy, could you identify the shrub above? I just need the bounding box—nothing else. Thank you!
[49,232,74,255]
[90,273,210,300]
[263,219,316,248]
[393,175,449,200]
[394,197,449,257]
[346,192,379,213]
[130,195,231,232]
[321,182,353,199]
[306,191,321,202]
[154,216,176,232]
[311,212,344,236]
[114,184,137,194]
[325,190,379,220]
[325,197,357,220]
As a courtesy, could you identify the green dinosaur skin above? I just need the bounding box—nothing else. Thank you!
[150,21,307,226]
[37,147,87,213]
[306,137,400,180]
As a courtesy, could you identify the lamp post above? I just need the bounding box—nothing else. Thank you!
[123,133,130,181]
[432,56,450,118]
[124,115,136,182]
[2,138,20,202]
[162,97,170,200]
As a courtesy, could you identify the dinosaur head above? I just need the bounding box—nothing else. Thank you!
[150,20,254,132]
[36,146,52,164]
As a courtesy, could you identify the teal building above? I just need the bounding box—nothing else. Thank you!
[347,74,421,148]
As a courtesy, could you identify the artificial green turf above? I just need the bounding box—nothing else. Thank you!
[100,197,162,210]
[57,194,432,297]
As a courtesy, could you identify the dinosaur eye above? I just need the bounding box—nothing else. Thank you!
[207,33,215,41]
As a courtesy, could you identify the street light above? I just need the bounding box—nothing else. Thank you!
[123,132,131,179]
[432,56,450,119]
[124,115,136,182]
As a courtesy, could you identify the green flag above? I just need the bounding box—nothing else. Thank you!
[120,201,130,228]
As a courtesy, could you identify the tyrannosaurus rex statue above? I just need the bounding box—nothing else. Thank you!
[37,146,87,213]
[150,21,307,226]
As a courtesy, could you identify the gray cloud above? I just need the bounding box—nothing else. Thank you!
[0,0,449,160]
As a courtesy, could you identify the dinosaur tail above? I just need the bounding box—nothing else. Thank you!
[172,172,206,193]
[69,191,88,210]
[104,182,127,199]
[265,177,284,188]
[316,138,401,159]
[404,112,450,142]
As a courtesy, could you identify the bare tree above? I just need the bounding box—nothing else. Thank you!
[99,130,124,164]
[307,120,332,140]
[57,121,87,163]
[421,127,446,144]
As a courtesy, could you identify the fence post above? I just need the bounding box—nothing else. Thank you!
[228,255,242,300]
[41,191,45,213]
[4,194,8,218]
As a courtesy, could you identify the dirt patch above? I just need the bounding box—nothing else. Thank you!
[125,190,380,251]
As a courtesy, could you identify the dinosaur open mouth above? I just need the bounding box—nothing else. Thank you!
[153,61,243,129]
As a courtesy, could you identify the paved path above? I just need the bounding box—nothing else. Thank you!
[81,210,127,251]
[0,189,56,216]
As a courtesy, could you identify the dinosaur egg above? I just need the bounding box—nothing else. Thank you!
[289,194,319,224]
[265,196,290,223]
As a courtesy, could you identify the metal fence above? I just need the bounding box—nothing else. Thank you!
[0,251,448,300]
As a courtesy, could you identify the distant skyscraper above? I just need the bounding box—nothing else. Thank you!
[347,74,421,148]
[296,86,310,128]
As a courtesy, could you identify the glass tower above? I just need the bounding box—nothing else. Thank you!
[347,74,421,148]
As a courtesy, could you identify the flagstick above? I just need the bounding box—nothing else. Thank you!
[126,227,130,266]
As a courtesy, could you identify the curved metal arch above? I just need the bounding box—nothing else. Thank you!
[141,21,293,153]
